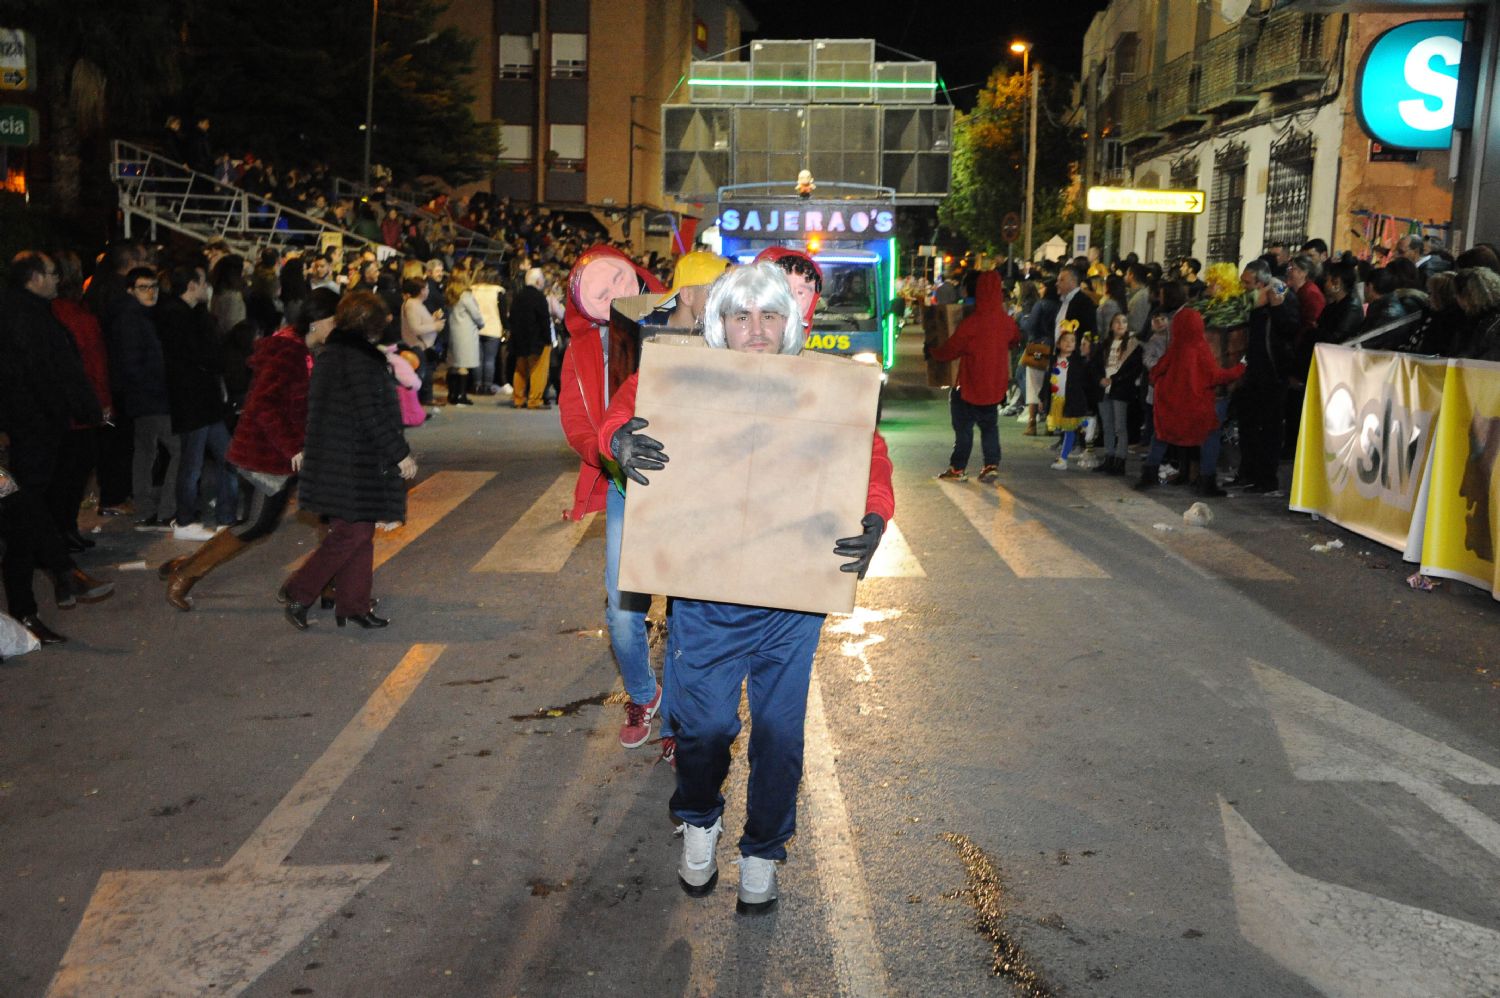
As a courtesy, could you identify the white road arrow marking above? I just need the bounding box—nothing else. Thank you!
[46,644,446,997]
[1250,660,1500,861]
[1221,798,1500,997]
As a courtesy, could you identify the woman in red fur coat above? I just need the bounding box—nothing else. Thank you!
[160,289,340,609]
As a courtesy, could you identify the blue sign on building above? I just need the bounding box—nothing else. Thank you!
[1356,20,1465,151]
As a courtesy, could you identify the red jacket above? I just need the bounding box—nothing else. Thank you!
[598,371,896,524]
[1150,308,1245,446]
[558,245,665,520]
[52,298,112,426]
[929,271,1020,406]
[226,328,312,475]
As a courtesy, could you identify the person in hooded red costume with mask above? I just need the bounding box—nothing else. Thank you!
[558,244,671,752]
[927,270,1020,483]
[755,246,822,332]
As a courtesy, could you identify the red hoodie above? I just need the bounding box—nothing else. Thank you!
[558,245,666,520]
[929,271,1020,406]
[1150,307,1245,446]
[597,371,895,524]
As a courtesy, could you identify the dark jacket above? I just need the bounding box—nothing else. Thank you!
[157,296,230,433]
[297,328,410,523]
[1315,295,1364,347]
[1091,332,1145,402]
[1057,288,1098,344]
[108,297,170,418]
[0,288,102,487]
[508,285,552,356]
[1244,296,1301,386]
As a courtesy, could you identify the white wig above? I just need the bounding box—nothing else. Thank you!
[700,261,805,355]
[525,267,546,289]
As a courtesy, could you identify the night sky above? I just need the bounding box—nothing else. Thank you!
[741,0,1112,109]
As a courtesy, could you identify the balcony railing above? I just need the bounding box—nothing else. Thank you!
[1155,52,1207,131]
[1118,77,1162,145]
[1253,10,1333,92]
[1196,26,1260,114]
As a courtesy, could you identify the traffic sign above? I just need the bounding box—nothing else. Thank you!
[1000,211,1021,243]
[0,104,37,147]
[0,29,33,92]
[1086,186,1205,214]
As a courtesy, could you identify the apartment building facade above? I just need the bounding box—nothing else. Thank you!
[1079,0,1461,266]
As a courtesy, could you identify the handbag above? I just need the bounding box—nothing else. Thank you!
[1019,341,1053,370]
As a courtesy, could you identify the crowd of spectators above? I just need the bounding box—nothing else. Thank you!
[926,234,1500,495]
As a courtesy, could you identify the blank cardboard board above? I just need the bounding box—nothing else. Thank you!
[618,341,882,615]
[924,304,962,387]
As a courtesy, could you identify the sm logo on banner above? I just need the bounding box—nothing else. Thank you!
[1356,20,1465,151]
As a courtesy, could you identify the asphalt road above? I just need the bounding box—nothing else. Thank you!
[3,325,1499,998]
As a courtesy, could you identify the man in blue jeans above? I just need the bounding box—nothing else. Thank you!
[157,259,238,542]
[604,483,669,751]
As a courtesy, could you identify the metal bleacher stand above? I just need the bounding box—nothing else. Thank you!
[110,140,393,261]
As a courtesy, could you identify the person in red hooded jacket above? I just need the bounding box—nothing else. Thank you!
[928,270,1020,483]
[557,244,669,751]
[1136,292,1245,497]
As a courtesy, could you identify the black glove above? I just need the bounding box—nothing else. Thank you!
[610,416,669,486]
[834,513,886,579]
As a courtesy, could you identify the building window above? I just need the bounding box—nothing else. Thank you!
[498,125,532,164]
[499,35,533,79]
[549,124,586,168]
[551,33,587,79]
[1207,142,1248,265]
[1164,155,1199,262]
[1263,131,1315,251]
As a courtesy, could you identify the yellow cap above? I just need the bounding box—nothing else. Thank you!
[655,251,730,307]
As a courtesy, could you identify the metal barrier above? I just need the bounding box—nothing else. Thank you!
[110,141,391,259]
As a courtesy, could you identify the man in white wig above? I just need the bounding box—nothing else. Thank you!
[595,261,895,915]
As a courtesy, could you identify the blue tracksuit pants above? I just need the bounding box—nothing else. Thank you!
[667,598,826,861]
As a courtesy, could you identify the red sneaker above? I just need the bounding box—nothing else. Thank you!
[619,683,662,749]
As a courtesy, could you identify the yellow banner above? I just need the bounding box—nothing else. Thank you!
[1289,345,1447,552]
[1419,358,1500,600]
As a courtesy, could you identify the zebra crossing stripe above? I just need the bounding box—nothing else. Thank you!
[472,472,598,573]
[937,480,1110,579]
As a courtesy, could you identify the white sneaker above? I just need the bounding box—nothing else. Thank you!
[677,818,723,896]
[1050,458,1068,471]
[172,522,217,542]
[735,855,779,915]
[499,384,514,396]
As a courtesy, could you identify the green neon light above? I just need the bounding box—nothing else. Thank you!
[884,236,898,370]
[688,77,933,90]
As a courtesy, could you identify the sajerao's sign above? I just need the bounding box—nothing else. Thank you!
[718,203,895,239]
[1356,20,1465,151]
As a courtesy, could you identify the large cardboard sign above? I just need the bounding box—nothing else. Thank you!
[618,341,881,615]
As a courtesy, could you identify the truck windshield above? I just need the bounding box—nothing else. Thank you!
[812,262,877,331]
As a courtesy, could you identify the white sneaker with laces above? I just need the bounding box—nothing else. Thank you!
[1050,458,1068,471]
[735,855,779,915]
[677,818,723,896]
[172,522,218,542]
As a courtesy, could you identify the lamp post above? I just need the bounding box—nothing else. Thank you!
[1010,41,1038,266]
[362,0,379,190]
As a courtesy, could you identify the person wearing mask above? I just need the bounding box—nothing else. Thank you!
[162,289,340,610]
[598,262,893,915]
[157,258,238,542]
[279,292,414,630]
[930,271,1020,483]
[0,251,114,646]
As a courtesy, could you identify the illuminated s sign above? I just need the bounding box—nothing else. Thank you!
[718,204,895,238]
[1085,186,1205,214]
[1356,20,1464,151]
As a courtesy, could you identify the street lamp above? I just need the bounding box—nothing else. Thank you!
[1010,40,1039,266]
[363,0,379,190]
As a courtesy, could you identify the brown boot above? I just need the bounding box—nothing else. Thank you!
[157,555,191,581]
[1023,407,1038,436]
[166,530,248,611]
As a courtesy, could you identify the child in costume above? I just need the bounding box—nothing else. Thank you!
[1047,327,1089,469]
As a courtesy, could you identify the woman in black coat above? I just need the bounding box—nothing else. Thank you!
[279,291,415,630]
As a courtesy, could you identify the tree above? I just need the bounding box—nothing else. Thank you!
[178,0,497,184]
[939,68,1082,255]
[9,0,180,218]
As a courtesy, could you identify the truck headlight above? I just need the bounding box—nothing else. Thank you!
[852,351,879,366]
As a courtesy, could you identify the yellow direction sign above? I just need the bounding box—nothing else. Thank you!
[0,29,33,92]
[1087,186,1206,215]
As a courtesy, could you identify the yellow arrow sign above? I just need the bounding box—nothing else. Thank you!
[1086,186,1206,214]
